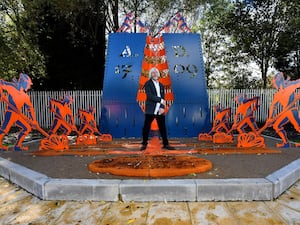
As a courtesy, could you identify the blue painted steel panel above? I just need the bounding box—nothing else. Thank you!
[102,33,147,101]
[100,33,146,137]
[163,33,211,137]
[101,33,211,138]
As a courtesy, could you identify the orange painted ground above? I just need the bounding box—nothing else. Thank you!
[88,155,212,177]
[196,148,281,155]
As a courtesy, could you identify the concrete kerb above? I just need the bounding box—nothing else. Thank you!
[266,158,300,198]
[0,156,300,202]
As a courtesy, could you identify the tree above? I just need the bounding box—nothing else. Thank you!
[219,0,288,88]
[22,0,107,90]
[195,0,260,88]
[274,0,300,79]
[0,0,45,81]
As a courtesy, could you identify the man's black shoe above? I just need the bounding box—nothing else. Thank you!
[163,145,175,150]
[140,145,147,151]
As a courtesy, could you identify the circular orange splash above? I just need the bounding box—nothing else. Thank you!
[88,155,212,177]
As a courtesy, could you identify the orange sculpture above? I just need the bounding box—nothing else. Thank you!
[76,106,112,144]
[0,74,68,151]
[0,74,38,151]
[78,106,99,135]
[117,12,135,32]
[39,95,78,150]
[39,134,69,151]
[237,72,300,148]
[48,95,77,136]
[208,95,260,145]
[198,104,231,141]
[232,95,260,135]
[173,12,192,33]
[158,12,192,34]
[265,72,300,148]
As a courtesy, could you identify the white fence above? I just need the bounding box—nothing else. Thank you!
[0,89,276,128]
[0,90,102,128]
[208,89,276,124]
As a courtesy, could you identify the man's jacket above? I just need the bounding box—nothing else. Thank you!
[144,79,165,115]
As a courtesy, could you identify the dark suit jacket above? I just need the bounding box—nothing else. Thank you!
[144,79,165,115]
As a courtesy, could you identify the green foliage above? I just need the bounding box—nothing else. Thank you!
[19,0,107,90]
[0,0,45,81]
[216,0,295,88]
[195,1,257,88]
[274,0,300,79]
[1,0,299,90]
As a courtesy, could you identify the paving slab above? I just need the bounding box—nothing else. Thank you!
[226,202,288,225]
[147,202,191,225]
[189,202,239,225]
[52,201,111,225]
[265,182,300,225]
[100,202,149,225]
[0,178,300,225]
[0,191,34,224]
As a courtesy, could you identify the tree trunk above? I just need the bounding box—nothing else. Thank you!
[260,58,269,88]
[112,0,119,32]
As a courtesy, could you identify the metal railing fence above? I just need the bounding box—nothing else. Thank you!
[0,89,278,128]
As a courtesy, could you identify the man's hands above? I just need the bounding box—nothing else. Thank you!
[159,99,166,115]
[158,108,165,115]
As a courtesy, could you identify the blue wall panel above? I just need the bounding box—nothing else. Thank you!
[100,33,146,137]
[101,33,211,138]
[163,33,211,137]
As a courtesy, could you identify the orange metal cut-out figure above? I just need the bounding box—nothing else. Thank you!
[78,106,100,135]
[48,95,77,136]
[266,72,300,148]
[159,19,173,34]
[232,95,260,135]
[136,18,149,33]
[77,106,112,144]
[173,12,191,33]
[211,104,231,134]
[0,74,37,151]
[198,104,231,142]
[117,12,134,32]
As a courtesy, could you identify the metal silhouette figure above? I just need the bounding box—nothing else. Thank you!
[117,12,135,32]
[0,73,37,151]
[173,12,191,33]
[198,104,231,141]
[136,18,149,33]
[211,104,231,134]
[76,106,113,144]
[78,106,100,135]
[265,72,300,147]
[232,94,260,135]
[48,95,77,136]
[212,95,260,144]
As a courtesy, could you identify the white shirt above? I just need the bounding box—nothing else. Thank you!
[152,80,161,115]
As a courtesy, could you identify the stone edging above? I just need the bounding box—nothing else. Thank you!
[0,156,299,202]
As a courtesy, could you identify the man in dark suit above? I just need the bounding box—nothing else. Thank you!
[140,67,175,150]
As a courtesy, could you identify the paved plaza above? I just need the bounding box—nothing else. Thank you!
[0,177,299,225]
